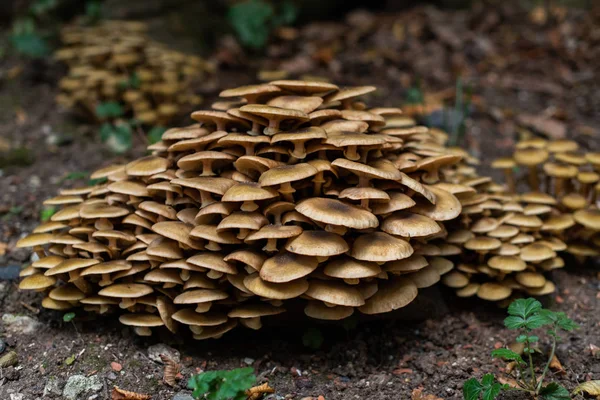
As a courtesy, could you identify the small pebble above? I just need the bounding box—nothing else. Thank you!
[243,357,254,365]
[0,338,6,354]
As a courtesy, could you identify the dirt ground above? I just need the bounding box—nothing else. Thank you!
[0,2,599,400]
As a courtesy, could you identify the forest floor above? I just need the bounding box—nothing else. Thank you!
[0,2,599,400]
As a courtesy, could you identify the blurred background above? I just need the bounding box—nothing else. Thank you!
[0,0,598,253]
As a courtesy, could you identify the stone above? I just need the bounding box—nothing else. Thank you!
[10,394,24,400]
[147,343,180,363]
[62,375,102,400]
[2,314,42,335]
[243,357,254,365]
[44,376,63,397]
[172,393,194,400]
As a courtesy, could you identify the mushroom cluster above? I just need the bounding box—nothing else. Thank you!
[54,20,212,125]
[492,138,600,261]
[17,81,467,338]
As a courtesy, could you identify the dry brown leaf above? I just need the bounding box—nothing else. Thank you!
[160,354,181,387]
[549,354,565,373]
[111,386,151,400]
[589,344,600,358]
[411,387,443,400]
[496,376,521,389]
[246,382,275,400]
[573,380,600,396]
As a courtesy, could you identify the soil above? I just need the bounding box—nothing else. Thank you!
[1,2,599,400]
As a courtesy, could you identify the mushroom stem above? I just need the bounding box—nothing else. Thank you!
[33,245,46,259]
[237,228,249,240]
[344,146,360,161]
[504,169,515,193]
[264,120,281,136]
[325,224,347,236]
[360,198,371,211]
[69,270,90,293]
[313,173,325,196]
[248,121,262,136]
[99,273,112,287]
[201,160,216,176]
[527,167,539,191]
[291,142,307,159]
[205,241,221,251]
[241,201,259,212]
[134,327,152,336]
[555,178,565,198]
[195,302,212,313]
[241,317,262,330]
[165,191,174,205]
[206,270,223,279]
[263,238,278,253]
[278,182,295,202]
[199,190,216,208]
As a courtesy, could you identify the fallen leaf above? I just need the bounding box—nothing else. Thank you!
[0,242,7,256]
[392,368,413,375]
[589,344,600,358]
[111,362,123,372]
[549,354,565,373]
[517,114,566,139]
[496,376,520,389]
[160,353,180,387]
[111,386,151,400]
[573,380,600,396]
[246,382,275,400]
[411,387,443,400]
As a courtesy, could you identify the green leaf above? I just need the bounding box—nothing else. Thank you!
[147,126,166,144]
[95,102,124,119]
[504,315,526,330]
[481,374,494,387]
[85,0,103,23]
[11,33,50,58]
[302,327,324,349]
[188,367,255,400]
[65,354,76,365]
[228,0,273,49]
[40,206,56,222]
[482,383,503,400]
[524,314,552,330]
[508,298,542,319]
[463,378,483,400]
[490,349,524,364]
[63,312,76,322]
[100,123,132,153]
[539,382,570,400]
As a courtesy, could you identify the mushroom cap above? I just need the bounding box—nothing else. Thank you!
[219,84,281,98]
[331,158,402,180]
[267,96,324,114]
[171,177,236,195]
[222,182,279,202]
[370,192,416,214]
[172,309,228,326]
[384,254,428,273]
[304,302,354,320]
[19,274,57,290]
[505,214,543,228]
[324,86,377,103]
[520,192,557,205]
[126,156,169,176]
[259,251,318,283]
[243,273,309,299]
[561,193,588,210]
[99,283,154,298]
[174,289,229,304]
[296,198,378,229]
[270,80,339,94]
[441,271,469,288]
[42,297,73,310]
[239,104,309,121]
[324,256,381,279]
[351,232,413,262]
[407,266,441,288]
[456,283,480,298]
[245,224,303,241]
[228,303,284,319]
[81,260,132,276]
[547,139,578,153]
[381,211,441,238]
[488,255,527,272]
[358,277,418,314]
[541,214,575,231]
[177,151,235,171]
[49,285,85,301]
[411,186,462,221]
[515,272,546,288]
[573,208,600,230]
[305,280,365,307]
[32,255,64,269]
[119,313,164,327]
[526,281,556,296]
[16,233,55,248]
[152,221,201,249]
[192,320,238,340]
[464,237,502,252]
[543,162,578,178]
[520,243,556,262]
[285,231,349,257]
[513,148,549,166]
[491,158,516,169]
[46,258,100,276]
[477,282,512,301]
[187,253,237,274]
[259,163,318,187]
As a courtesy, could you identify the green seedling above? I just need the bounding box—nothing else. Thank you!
[463,298,576,400]
[188,367,255,400]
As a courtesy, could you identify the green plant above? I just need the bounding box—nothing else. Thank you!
[11,17,51,58]
[40,206,56,222]
[188,367,255,400]
[228,0,297,50]
[147,126,167,144]
[463,298,577,400]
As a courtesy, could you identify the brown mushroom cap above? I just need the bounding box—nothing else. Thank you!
[350,232,413,262]
[358,277,417,314]
[477,282,512,301]
[573,208,600,230]
[381,211,441,238]
[488,255,527,272]
[520,243,556,262]
[285,231,349,257]
[259,251,318,283]
[19,274,57,290]
[296,198,378,230]
[305,280,365,307]
[243,273,309,299]
[99,283,154,298]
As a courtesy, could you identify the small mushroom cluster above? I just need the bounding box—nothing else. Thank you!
[17,81,466,338]
[54,20,212,125]
[492,138,600,260]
